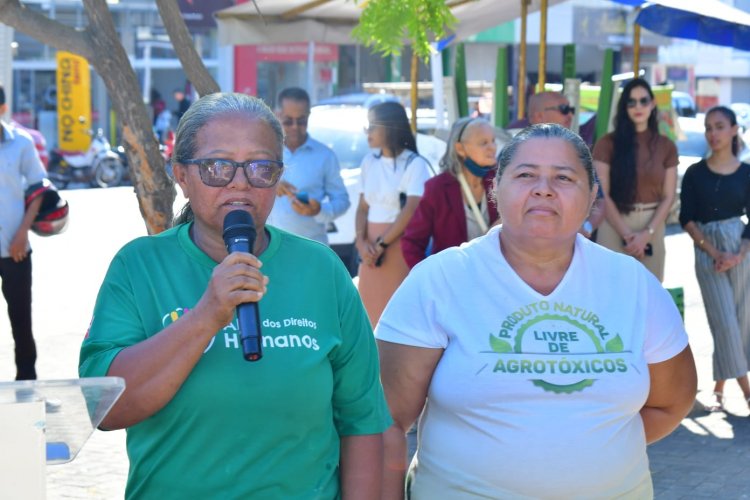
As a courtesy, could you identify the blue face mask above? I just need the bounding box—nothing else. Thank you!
[463,156,495,178]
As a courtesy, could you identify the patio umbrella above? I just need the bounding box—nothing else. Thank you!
[635,0,750,51]
[612,0,750,70]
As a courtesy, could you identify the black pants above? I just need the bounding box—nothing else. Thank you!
[0,253,36,380]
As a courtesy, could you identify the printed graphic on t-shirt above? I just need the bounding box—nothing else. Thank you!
[162,307,321,353]
[483,299,629,394]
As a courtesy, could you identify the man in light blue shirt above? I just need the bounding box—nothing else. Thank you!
[0,84,46,380]
[268,87,349,244]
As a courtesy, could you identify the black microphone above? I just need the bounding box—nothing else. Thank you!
[222,210,262,362]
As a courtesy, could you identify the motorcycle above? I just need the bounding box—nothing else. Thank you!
[116,129,173,182]
[47,127,125,189]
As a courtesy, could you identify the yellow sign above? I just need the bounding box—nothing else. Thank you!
[56,51,91,151]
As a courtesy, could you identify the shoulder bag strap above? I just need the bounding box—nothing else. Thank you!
[457,171,489,234]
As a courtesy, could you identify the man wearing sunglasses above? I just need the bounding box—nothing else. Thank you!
[268,87,350,244]
[527,91,604,238]
[528,92,575,129]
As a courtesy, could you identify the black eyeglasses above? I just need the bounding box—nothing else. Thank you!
[545,104,575,115]
[627,97,652,108]
[182,158,284,188]
[281,116,308,127]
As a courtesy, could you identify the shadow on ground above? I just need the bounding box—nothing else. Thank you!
[649,401,750,498]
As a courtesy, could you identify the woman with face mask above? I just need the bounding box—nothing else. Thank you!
[401,117,499,268]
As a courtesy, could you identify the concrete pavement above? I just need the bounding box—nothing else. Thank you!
[1,186,749,498]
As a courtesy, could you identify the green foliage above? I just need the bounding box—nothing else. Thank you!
[352,0,457,61]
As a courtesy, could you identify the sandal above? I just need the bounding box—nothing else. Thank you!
[704,391,725,412]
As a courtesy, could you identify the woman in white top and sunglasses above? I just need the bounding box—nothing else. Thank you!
[79,93,390,498]
[593,78,678,281]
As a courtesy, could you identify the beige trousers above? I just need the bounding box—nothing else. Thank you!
[597,203,665,282]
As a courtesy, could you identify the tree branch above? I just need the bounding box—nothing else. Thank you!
[0,0,93,59]
[155,0,220,96]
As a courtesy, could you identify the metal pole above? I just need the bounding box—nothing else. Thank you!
[355,44,361,90]
[454,43,469,118]
[517,0,528,120]
[494,46,509,128]
[307,41,315,103]
[633,9,641,76]
[410,50,418,134]
[538,0,548,92]
[596,49,615,141]
[431,45,446,130]
[143,43,152,104]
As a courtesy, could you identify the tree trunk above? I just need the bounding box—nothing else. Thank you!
[83,0,175,234]
[0,0,184,234]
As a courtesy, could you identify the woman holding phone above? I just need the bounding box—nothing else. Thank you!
[593,78,678,281]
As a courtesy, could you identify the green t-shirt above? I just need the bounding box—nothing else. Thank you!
[80,224,391,499]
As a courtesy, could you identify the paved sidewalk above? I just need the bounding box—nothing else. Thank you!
[1,187,749,498]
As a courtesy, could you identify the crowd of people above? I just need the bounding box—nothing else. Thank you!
[5,75,746,497]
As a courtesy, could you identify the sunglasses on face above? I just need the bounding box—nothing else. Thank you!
[627,97,652,108]
[545,104,575,115]
[281,116,308,127]
[364,123,381,133]
[182,158,284,188]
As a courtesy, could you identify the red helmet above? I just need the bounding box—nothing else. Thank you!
[24,179,69,236]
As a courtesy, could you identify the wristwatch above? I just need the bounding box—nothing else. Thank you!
[646,225,655,235]
[376,236,389,249]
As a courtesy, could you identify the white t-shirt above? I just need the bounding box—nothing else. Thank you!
[376,227,688,499]
[357,150,431,223]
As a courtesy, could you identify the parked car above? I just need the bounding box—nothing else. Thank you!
[672,91,697,118]
[12,121,49,168]
[317,92,399,108]
[668,115,708,224]
[307,104,446,275]
[730,102,750,132]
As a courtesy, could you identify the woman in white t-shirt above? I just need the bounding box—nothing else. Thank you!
[376,124,697,499]
[355,102,430,327]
